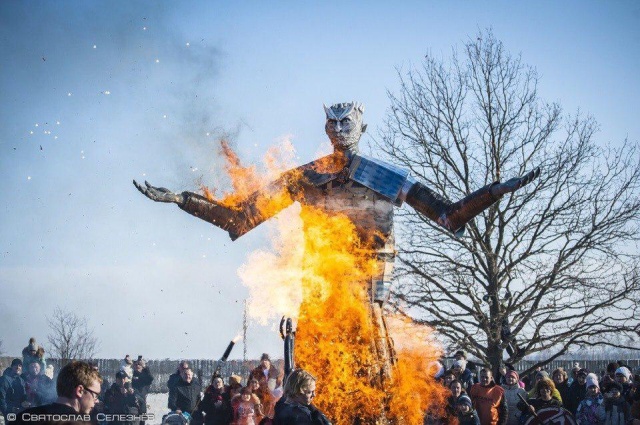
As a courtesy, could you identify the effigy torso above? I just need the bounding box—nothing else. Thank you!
[296,154,399,303]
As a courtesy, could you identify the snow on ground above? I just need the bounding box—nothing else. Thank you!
[147,393,169,424]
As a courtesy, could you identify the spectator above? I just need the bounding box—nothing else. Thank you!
[612,367,634,404]
[168,361,191,394]
[527,371,562,403]
[576,373,604,425]
[522,367,541,391]
[501,370,527,425]
[228,375,243,399]
[194,376,233,425]
[442,371,456,388]
[446,380,466,420]
[469,368,507,425]
[168,367,202,415]
[120,355,134,379]
[456,394,481,425]
[452,359,475,392]
[88,361,109,403]
[0,359,26,419]
[16,360,102,424]
[233,386,259,425]
[567,368,589,415]
[248,353,280,417]
[453,351,478,383]
[601,363,620,388]
[273,368,330,425]
[104,371,145,425]
[596,382,630,425]
[21,339,46,372]
[552,368,570,406]
[22,362,56,407]
[496,364,508,386]
[454,351,477,366]
[570,363,581,386]
[518,378,562,420]
[131,358,154,418]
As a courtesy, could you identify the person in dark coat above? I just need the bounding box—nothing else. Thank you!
[194,376,233,425]
[456,394,481,425]
[552,367,570,405]
[0,359,27,418]
[16,360,103,425]
[167,361,191,395]
[131,358,154,420]
[168,367,202,415]
[566,368,589,415]
[22,362,56,407]
[597,382,631,425]
[104,371,145,425]
[273,368,330,425]
[21,338,46,373]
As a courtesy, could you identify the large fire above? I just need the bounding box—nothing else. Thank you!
[206,140,448,424]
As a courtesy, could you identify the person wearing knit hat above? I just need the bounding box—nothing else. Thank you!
[585,373,599,390]
[21,338,47,373]
[451,359,474,392]
[566,367,589,415]
[456,394,480,425]
[615,366,632,382]
[600,380,631,424]
[575,373,604,425]
[501,369,527,425]
[612,366,636,405]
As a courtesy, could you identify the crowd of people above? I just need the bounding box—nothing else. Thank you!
[0,338,327,425]
[437,350,640,425]
[2,338,639,425]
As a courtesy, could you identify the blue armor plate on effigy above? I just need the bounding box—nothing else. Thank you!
[349,154,411,205]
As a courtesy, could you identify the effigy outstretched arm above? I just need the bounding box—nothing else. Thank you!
[405,168,540,235]
[133,173,298,240]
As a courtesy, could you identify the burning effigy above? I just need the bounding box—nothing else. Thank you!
[134,102,538,424]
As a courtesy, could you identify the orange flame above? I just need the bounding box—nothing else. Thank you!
[208,139,448,424]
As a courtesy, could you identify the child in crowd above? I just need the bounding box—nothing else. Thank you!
[576,373,604,425]
[456,394,480,425]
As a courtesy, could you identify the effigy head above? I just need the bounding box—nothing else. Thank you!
[324,101,368,152]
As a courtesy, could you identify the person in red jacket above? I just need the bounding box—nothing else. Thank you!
[469,368,508,425]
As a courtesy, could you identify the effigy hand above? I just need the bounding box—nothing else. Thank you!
[133,180,185,204]
[491,167,540,197]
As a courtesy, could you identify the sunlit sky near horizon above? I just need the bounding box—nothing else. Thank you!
[1,1,639,361]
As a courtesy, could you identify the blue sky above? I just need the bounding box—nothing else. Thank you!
[1,1,638,360]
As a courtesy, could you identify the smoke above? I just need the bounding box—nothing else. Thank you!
[0,1,233,190]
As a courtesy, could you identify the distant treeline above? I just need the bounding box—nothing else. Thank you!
[1,357,637,393]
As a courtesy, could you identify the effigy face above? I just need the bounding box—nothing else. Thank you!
[324,102,367,151]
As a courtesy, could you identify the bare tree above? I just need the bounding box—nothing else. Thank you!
[47,307,99,362]
[378,29,640,375]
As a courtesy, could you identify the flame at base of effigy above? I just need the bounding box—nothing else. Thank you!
[245,205,448,424]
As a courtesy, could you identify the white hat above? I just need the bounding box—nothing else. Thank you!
[586,373,599,389]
